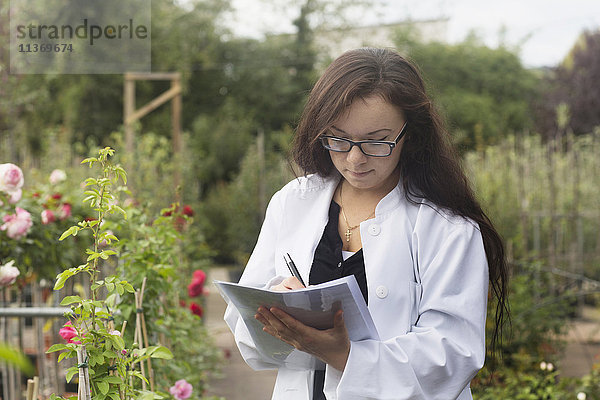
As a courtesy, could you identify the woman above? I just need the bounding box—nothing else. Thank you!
[224,47,508,399]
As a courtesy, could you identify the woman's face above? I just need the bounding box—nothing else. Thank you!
[328,95,406,192]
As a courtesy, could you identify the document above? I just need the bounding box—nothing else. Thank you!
[215,275,379,368]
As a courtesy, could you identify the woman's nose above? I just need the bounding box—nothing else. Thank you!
[346,145,367,164]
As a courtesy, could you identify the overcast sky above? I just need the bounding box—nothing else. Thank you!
[226,0,600,68]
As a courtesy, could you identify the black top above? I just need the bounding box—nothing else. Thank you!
[309,201,369,400]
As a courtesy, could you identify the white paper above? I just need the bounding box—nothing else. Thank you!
[215,275,379,369]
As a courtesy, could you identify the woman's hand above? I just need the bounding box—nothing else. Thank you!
[255,306,350,371]
[270,276,305,291]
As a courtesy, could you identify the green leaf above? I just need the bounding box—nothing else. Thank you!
[87,252,101,262]
[81,157,98,165]
[110,335,125,350]
[54,270,75,290]
[103,350,117,359]
[84,178,98,186]
[104,376,122,384]
[136,391,158,400]
[110,205,127,218]
[57,350,73,363]
[59,226,80,241]
[131,371,148,384]
[123,283,135,293]
[46,343,69,353]
[60,296,82,306]
[66,366,78,382]
[97,381,109,395]
[148,346,173,360]
[0,343,35,374]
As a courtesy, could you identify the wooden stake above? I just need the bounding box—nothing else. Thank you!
[77,347,91,400]
[134,291,147,390]
[138,278,154,391]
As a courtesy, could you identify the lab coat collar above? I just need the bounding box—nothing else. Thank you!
[299,172,404,217]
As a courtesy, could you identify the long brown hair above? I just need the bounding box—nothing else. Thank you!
[291,47,509,353]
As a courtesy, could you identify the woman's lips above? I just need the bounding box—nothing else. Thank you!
[348,170,372,178]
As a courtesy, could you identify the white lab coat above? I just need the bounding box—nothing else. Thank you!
[224,174,488,400]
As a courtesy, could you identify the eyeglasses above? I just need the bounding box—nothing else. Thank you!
[320,121,408,157]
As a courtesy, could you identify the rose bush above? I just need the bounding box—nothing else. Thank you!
[113,200,221,398]
[0,161,88,281]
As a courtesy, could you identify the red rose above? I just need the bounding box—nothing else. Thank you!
[189,302,203,318]
[182,205,194,217]
[188,270,207,297]
[193,269,206,282]
[51,193,62,200]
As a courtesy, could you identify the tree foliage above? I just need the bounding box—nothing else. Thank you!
[537,29,600,137]
[394,30,541,149]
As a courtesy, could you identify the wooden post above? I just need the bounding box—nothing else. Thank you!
[123,72,182,198]
[33,281,47,396]
[124,76,136,157]
[171,75,182,198]
[77,347,91,400]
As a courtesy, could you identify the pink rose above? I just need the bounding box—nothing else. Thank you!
[59,203,72,220]
[1,207,33,239]
[41,209,56,225]
[169,379,192,400]
[187,270,206,297]
[8,189,22,204]
[0,260,20,286]
[0,163,24,195]
[49,169,66,184]
[59,322,80,344]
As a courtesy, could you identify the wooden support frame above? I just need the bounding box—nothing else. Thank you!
[123,72,183,195]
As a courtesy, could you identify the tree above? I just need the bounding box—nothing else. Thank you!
[537,29,600,137]
[394,31,541,149]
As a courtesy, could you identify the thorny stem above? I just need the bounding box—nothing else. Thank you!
[90,162,109,333]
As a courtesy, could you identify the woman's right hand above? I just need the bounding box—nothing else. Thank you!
[270,276,305,291]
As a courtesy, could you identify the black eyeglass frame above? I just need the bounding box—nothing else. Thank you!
[320,121,408,157]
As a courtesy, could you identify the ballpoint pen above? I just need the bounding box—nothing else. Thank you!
[283,253,306,287]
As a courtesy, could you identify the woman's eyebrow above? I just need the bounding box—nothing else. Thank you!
[330,125,393,137]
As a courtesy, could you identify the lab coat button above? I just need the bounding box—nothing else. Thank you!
[376,285,388,299]
[368,224,381,236]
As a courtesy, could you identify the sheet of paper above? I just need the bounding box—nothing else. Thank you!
[215,275,379,368]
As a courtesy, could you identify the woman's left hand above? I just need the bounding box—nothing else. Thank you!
[255,306,350,371]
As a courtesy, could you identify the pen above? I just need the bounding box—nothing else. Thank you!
[284,253,306,287]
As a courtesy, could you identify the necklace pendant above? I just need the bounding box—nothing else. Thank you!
[345,229,352,242]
